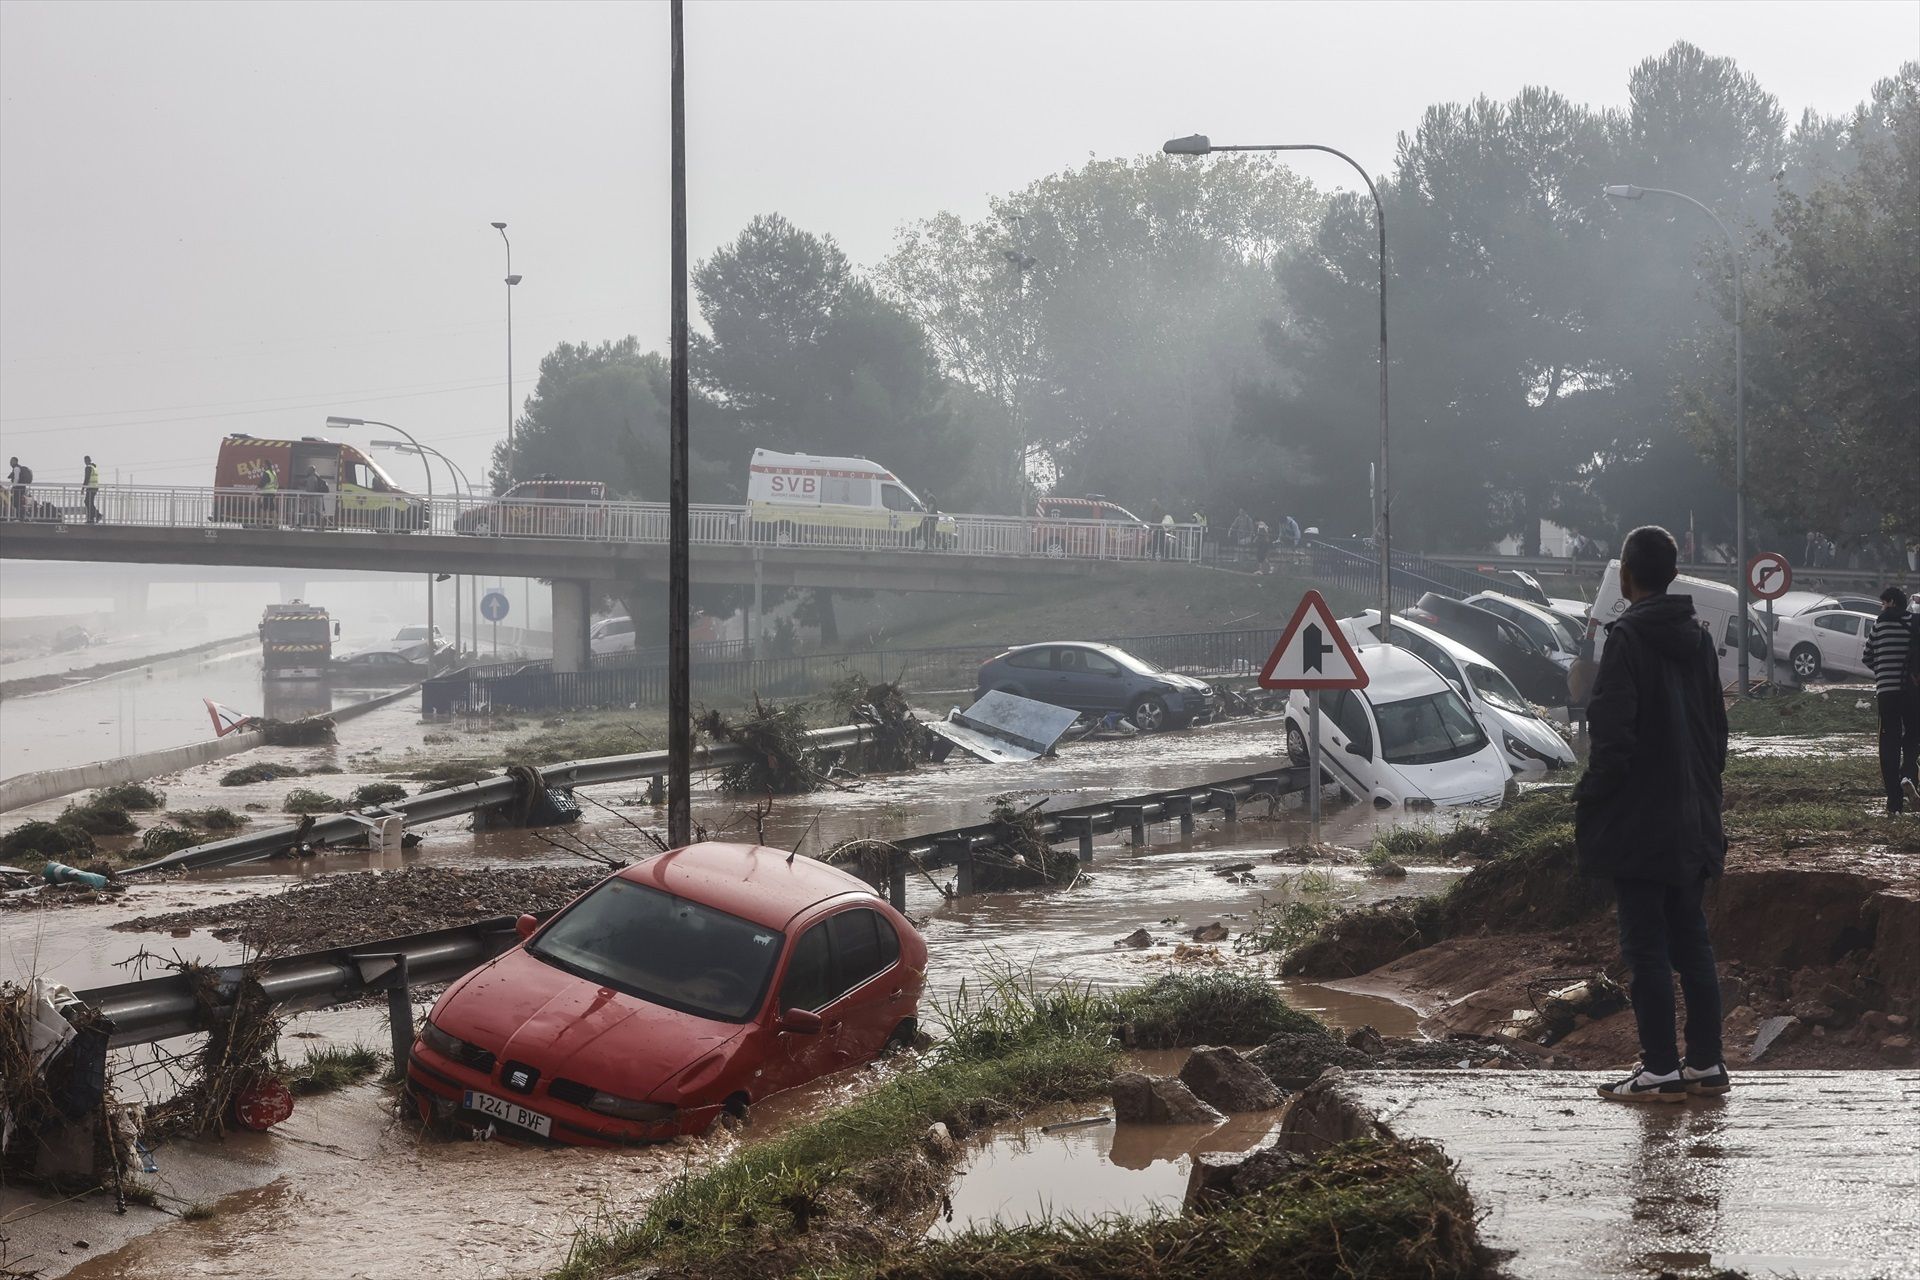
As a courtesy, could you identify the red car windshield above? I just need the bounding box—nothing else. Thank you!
[527,879,784,1022]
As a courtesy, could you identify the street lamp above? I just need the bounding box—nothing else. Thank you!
[326,414,439,668]
[374,437,476,660]
[491,222,522,484]
[1602,183,1751,693]
[1165,133,1392,638]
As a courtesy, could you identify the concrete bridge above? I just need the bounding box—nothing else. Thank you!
[0,484,1194,670]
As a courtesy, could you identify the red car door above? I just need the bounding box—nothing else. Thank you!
[823,907,906,1064]
[759,918,841,1096]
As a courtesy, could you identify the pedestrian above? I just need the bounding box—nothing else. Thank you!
[82,455,101,524]
[1282,514,1302,550]
[915,490,941,550]
[1575,525,1730,1103]
[1863,586,1920,815]
[257,464,279,525]
[1252,520,1273,575]
[1148,501,1167,559]
[6,456,29,520]
[302,465,331,528]
[1228,508,1252,548]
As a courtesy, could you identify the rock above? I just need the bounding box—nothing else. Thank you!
[1880,1035,1914,1061]
[1793,1002,1841,1028]
[1751,1015,1801,1062]
[921,1121,960,1162]
[1178,1046,1282,1113]
[1111,1071,1226,1125]
[1114,928,1153,949]
[1365,860,1408,879]
[1190,921,1229,943]
[1886,1013,1910,1031]
[1275,1068,1393,1156]
[1212,862,1257,877]
[1344,1025,1387,1055]
[1246,1031,1372,1090]
[1183,1144,1314,1211]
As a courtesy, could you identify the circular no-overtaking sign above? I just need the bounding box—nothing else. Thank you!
[1746,552,1792,601]
[480,590,511,623]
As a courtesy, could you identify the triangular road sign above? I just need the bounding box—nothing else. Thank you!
[1258,590,1370,690]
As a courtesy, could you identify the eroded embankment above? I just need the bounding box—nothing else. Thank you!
[1284,752,1918,1070]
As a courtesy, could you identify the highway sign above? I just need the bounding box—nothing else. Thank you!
[1258,590,1369,690]
[1745,552,1792,601]
[480,590,511,623]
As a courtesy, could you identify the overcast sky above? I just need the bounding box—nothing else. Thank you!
[1,0,1913,496]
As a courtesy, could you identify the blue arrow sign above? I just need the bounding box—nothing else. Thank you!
[480,590,510,623]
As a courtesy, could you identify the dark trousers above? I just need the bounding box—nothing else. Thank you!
[1878,690,1920,811]
[1613,876,1723,1075]
[84,486,100,523]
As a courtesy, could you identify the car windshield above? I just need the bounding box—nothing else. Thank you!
[1464,662,1534,716]
[527,879,783,1022]
[1491,605,1559,653]
[1374,689,1489,766]
[1108,647,1165,675]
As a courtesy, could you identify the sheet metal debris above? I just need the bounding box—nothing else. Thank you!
[924,690,1081,763]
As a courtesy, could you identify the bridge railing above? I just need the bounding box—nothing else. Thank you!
[3,483,1205,564]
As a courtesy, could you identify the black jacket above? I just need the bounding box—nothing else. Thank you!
[1573,593,1729,884]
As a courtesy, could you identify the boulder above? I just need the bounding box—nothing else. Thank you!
[1344,1024,1387,1055]
[1178,1046,1283,1113]
[1247,1030,1373,1090]
[1111,1071,1225,1125]
[1275,1068,1393,1156]
[1190,921,1229,943]
[1114,928,1153,949]
[1183,1144,1314,1211]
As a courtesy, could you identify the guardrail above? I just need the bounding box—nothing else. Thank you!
[1,482,1206,564]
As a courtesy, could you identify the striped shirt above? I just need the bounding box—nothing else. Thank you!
[1862,610,1918,695]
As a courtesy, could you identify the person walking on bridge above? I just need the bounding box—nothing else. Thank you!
[1576,525,1730,1103]
[82,455,101,524]
[6,456,29,520]
[256,464,279,526]
[1864,586,1920,815]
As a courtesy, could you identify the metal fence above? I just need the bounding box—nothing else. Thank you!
[2,482,1205,564]
[423,625,1293,715]
[1305,540,1520,611]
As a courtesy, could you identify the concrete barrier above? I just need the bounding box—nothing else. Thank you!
[0,684,417,814]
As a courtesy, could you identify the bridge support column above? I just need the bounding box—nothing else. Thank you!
[552,579,591,674]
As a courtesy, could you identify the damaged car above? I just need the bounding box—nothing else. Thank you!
[406,842,926,1146]
[975,641,1215,731]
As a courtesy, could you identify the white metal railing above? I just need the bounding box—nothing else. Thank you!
[1,482,1206,563]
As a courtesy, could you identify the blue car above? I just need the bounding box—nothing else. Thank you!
[974,642,1215,732]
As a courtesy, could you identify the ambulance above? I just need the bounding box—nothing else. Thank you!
[213,433,425,530]
[745,449,955,544]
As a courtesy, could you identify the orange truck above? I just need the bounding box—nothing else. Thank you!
[213,433,425,530]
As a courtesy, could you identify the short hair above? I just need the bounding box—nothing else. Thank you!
[1621,525,1678,592]
[1885,586,1910,611]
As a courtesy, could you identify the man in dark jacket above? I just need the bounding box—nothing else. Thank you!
[1575,525,1730,1103]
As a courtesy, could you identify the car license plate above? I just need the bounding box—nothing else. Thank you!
[463,1090,552,1138]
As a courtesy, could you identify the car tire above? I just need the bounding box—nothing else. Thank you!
[1129,695,1170,732]
[1790,643,1822,681]
[882,1017,919,1054]
[1286,720,1309,766]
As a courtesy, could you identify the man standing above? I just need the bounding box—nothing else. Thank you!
[6,456,29,520]
[1575,526,1730,1103]
[1863,587,1920,815]
[82,455,101,524]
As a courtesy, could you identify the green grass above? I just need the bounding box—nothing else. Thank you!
[56,798,136,836]
[289,1044,387,1095]
[1233,872,1341,959]
[281,787,343,814]
[220,761,303,786]
[1112,972,1325,1048]
[0,819,96,863]
[1728,689,1877,736]
[139,825,203,855]
[857,1139,1483,1280]
[92,782,165,811]
[346,782,409,808]
[169,807,248,831]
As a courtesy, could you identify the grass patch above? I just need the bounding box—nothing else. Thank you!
[866,1138,1482,1280]
[179,1201,216,1221]
[289,1044,386,1095]
[281,788,343,814]
[1728,689,1876,736]
[139,825,203,856]
[346,782,409,808]
[169,807,248,831]
[220,762,303,786]
[0,819,96,863]
[509,720,661,767]
[1113,971,1325,1048]
[1234,869,1340,958]
[56,798,136,836]
[92,782,165,811]
[308,763,344,775]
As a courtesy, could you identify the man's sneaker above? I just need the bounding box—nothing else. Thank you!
[1596,1065,1687,1103]
[1682,1062,1732,1095]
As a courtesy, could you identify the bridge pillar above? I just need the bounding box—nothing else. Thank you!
[552,579,592,674]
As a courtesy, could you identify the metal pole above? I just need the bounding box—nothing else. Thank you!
[1765,597,1775,688]
[1307,694,1322,844]
[493,223,517,484]
[1732,244,1748,694]
[666,0,693,847]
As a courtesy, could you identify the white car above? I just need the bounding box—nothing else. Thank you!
[590,615,637,655]
[1771,609,1877,682]
[392,624,450,660]
[1341,610,1575,774]
[1284,645,1511,809]
[1462,592,1580,670]
[1768,591,1884,619]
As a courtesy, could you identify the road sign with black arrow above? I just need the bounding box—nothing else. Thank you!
[1258,590,1369,690]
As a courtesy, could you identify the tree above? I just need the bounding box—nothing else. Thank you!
[1684,63,1920,544]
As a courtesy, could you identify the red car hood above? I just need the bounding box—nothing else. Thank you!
[432,946,746,1100]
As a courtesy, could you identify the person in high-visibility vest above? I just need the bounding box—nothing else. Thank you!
[257,465,279,525]
[82,455,101,524]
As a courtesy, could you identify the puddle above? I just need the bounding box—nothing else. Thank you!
[931,1101,1280,1239]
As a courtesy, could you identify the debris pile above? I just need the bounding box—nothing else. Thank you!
[143,959,286,1139]
[696,696,824,795]
[968,795,1080,890]
[258,715,337,746]
[828,674,929,771]
[1,979,127,1189]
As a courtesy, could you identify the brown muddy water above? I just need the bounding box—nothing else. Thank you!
[2,712,1481,1278]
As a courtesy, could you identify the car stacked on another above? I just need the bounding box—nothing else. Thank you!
[1403,593,1569,707]
[1770,609,1879,681]
[974,641,1215,732]
[407,843,927,1146]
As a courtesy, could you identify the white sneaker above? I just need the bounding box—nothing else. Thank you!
[1596,1065,1687,1103]
[1681,1061,1731,1095]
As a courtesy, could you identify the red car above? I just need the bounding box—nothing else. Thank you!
[406,843,927,1146]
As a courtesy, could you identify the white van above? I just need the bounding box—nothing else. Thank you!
[1284,645,1511,809]
[746,449,956,544]
[1590,558,1767,688]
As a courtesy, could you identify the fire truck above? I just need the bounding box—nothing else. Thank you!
[259,601,336,680]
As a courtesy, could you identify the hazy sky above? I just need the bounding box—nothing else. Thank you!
[1,0,1913,498]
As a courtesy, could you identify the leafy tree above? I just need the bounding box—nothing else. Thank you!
[1684,63,1920,544]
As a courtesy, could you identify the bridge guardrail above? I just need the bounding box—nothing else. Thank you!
[1,483,1206,564]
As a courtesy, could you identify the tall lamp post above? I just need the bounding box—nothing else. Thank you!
[491,222,523,485]
[1602,183,1750,694]
[327,415,437,668]
[1164,134,1392,638]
